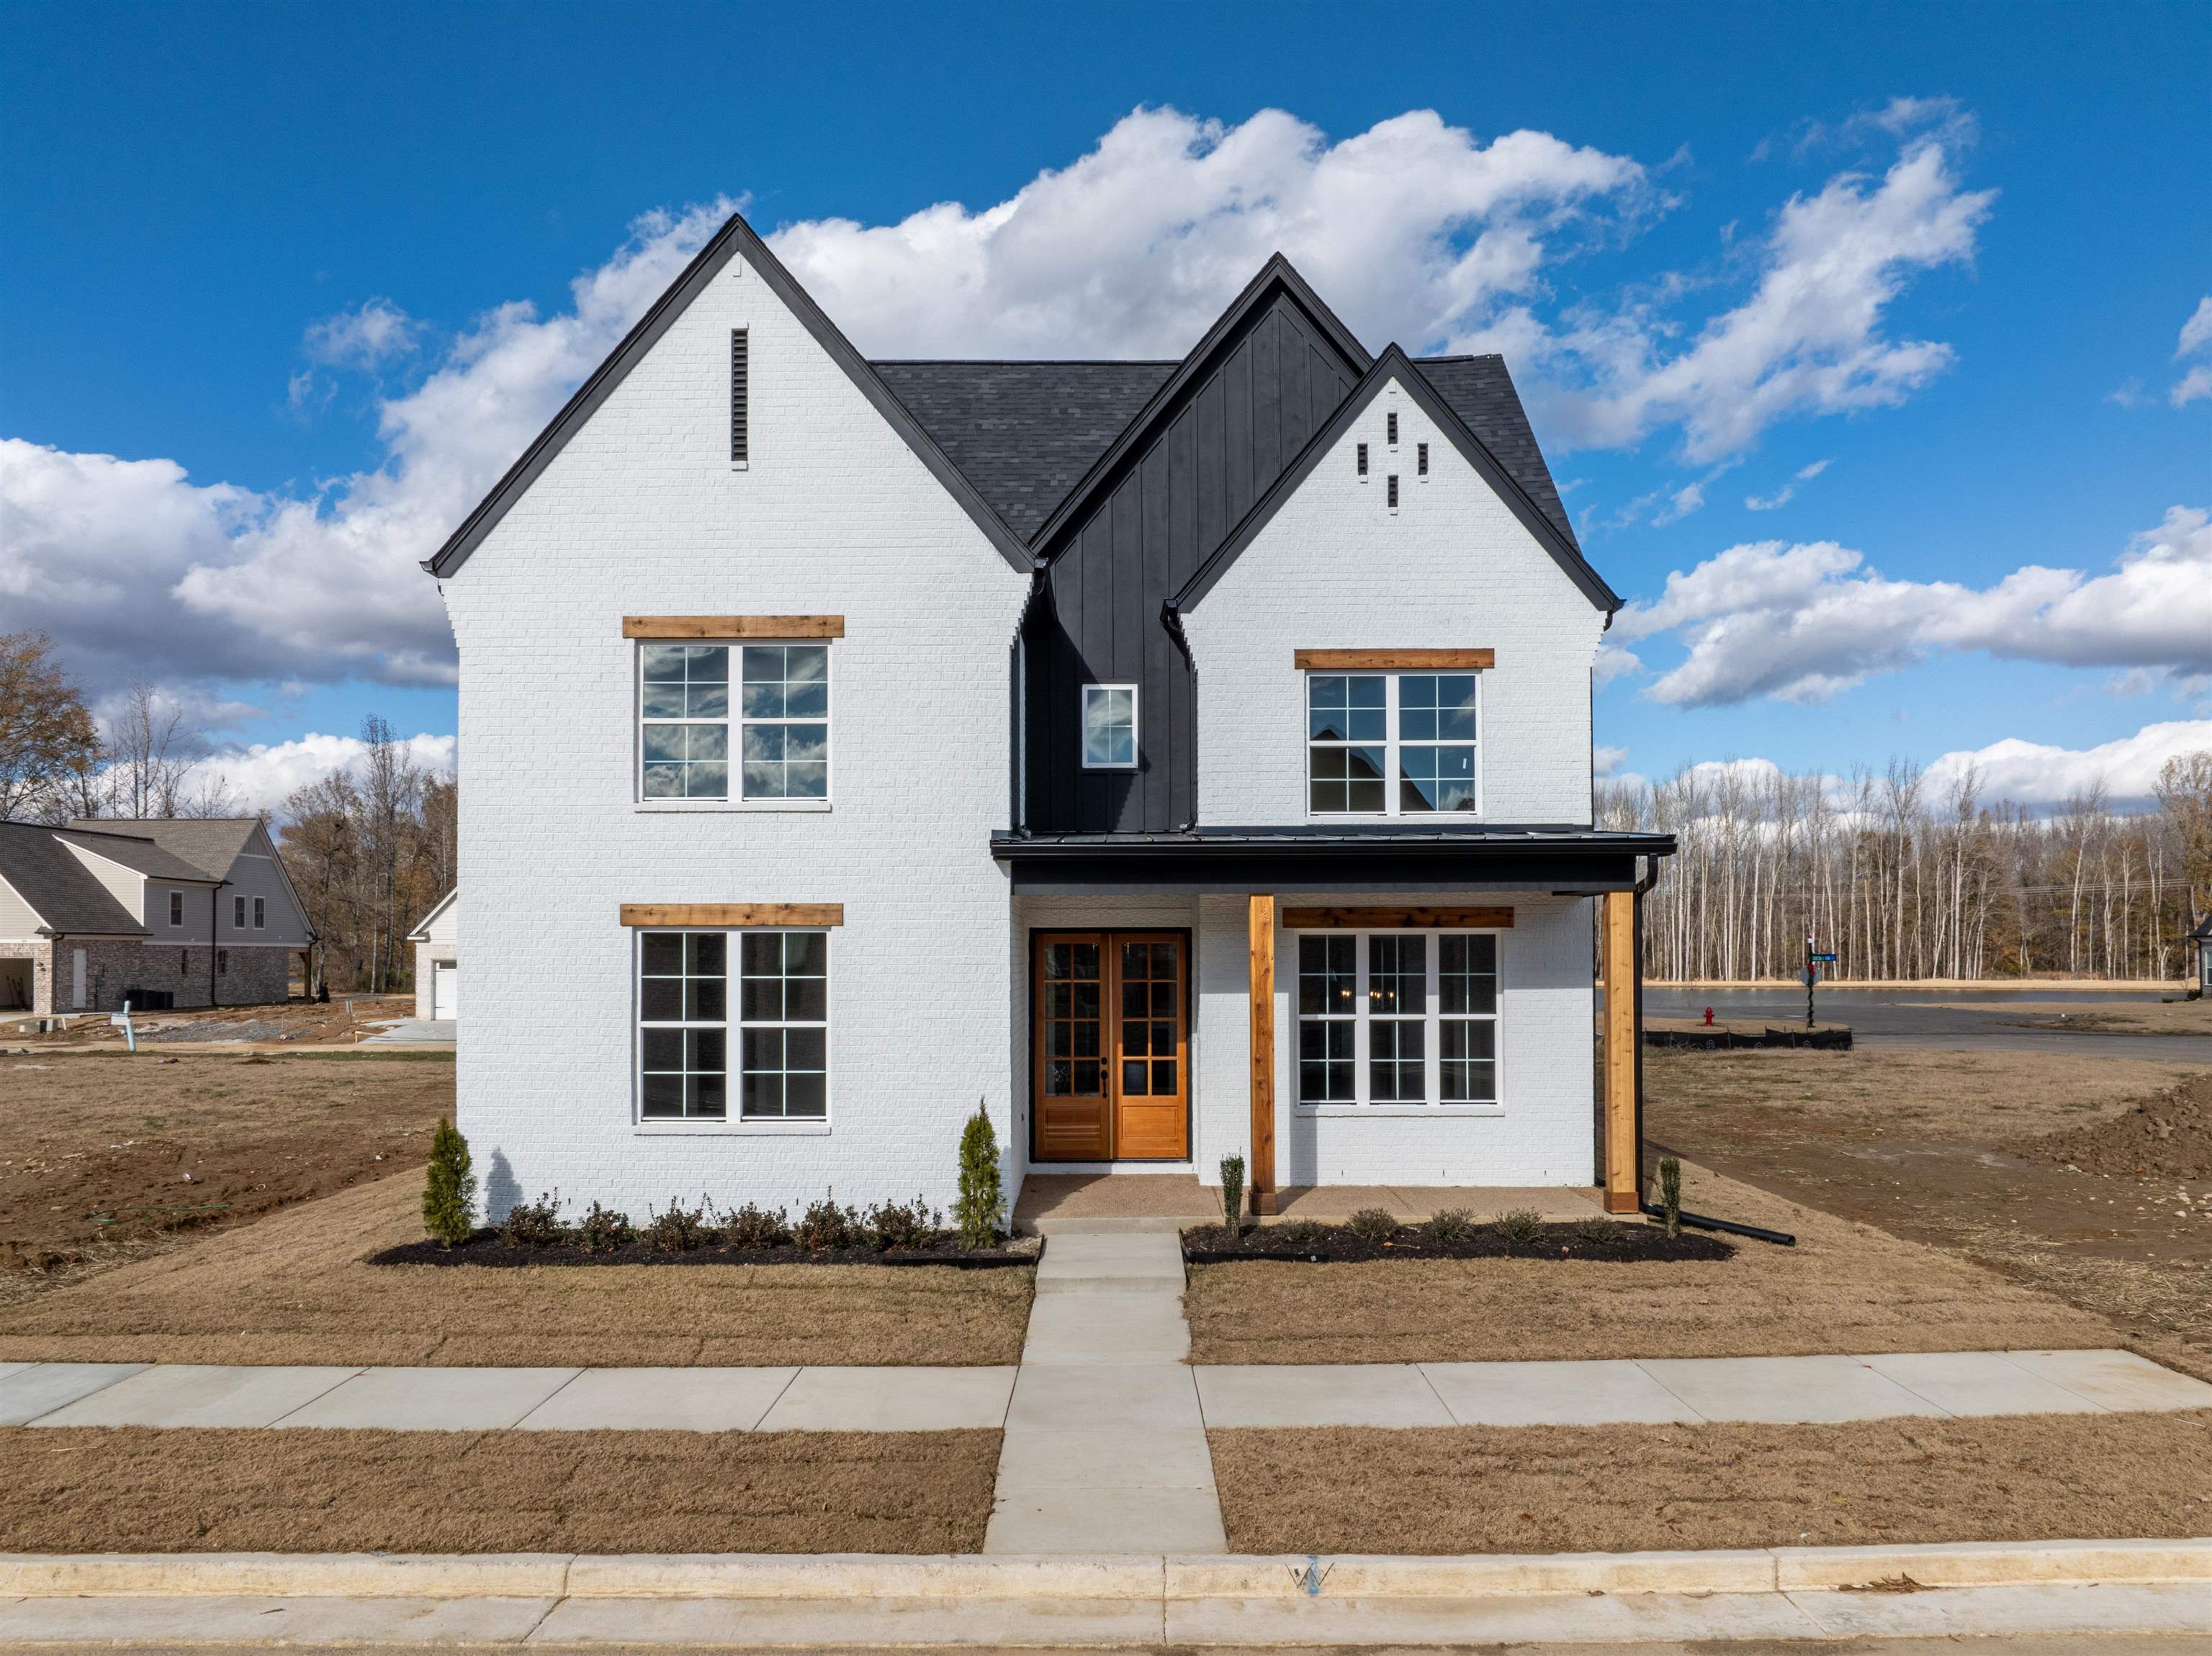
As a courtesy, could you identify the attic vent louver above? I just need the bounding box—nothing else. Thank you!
[1418,442,1429,477]
[1356,442,1369,477]
[1386,410,1399,446]
[1388,474,1400,509]
[730,329,750,465]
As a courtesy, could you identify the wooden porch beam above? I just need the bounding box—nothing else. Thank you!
[1248,893,1278,1215]
[1601,890,1640,1214]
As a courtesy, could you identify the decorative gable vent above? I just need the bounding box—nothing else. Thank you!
[1387,474,1400,510]
[729,328,750,465]
[1356,442,1369,478]
[1418,441,1429,477]
[1386,410,1399,446]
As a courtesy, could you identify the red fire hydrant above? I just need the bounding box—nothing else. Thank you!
[1703,1007,1714,1027]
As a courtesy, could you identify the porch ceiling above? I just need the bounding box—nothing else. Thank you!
[991,826,1674,896]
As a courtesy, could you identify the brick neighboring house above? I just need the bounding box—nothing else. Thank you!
[0,818,315,1015]
[426,210,1675,1224]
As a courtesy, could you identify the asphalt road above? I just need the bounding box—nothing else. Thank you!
[1644,986,2212,1061]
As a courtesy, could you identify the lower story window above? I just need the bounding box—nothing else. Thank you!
[1295,930,1499,1107]
[638,928,828,1122]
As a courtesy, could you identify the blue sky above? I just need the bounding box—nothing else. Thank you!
[4,0,2207,809]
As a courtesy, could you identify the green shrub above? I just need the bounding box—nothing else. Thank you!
[863,1195,940,1251]
[1281,1218,1326,1247]
[1574,1216,1622,1246]
[953,1100,1003,1248]
[1218,1155,1246,1236]
[575,1201,634,1254]
[421,1117,477,1248]
[1424,1207,1475,1243]
[1495,1207,1547,1244]
[723,1202,789,1249]
[499,1192,565,1247]
[1346,1207,1398,1243]
[1657,1156,1683,1238]
[641,1200,711,1254]
[794,1194,859,1251]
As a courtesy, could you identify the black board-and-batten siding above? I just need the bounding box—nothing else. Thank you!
[1022,292,1361,834]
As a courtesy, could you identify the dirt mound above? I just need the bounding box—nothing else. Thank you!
[2015,1072,2212,1181]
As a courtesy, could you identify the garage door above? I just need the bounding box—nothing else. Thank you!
[432,962,458,1020]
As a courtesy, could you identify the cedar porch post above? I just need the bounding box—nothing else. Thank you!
[1601,889,1640,1213]
[1247,892,1279,1215]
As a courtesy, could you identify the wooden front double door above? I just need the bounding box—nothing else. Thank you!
[1032,931,1189,1161]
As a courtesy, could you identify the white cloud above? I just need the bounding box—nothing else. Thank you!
[1593,744,1630,778]
[2179,297,2212,359]
[199,731,459,816]
[2171,364,2212,409]
[2170,296,2212,407]
[304,298,424,369]
[0,201,734,694]
[1921,719,2212,807]
[1614,505,2212,706]
[1745,457,1830,510]
[1652,482,1705,525]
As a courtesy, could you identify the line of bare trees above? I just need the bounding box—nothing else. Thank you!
[279,718,457,996]
[1599,752,2212,983]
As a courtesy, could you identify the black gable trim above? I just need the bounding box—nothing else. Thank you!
[1173,345,1621,615]
[424,213,1034,580]
[1027,254,1374,559]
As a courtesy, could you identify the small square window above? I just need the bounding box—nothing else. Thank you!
[1081,683,1138,769]
[1356,442,1368,477]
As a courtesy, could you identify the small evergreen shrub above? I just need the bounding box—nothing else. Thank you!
[723,1202,790,1249]
[641,1200,711,1254]
[794,1194,859,1251]
[500,1192,565,1248]
[1346,1207,1398,1243]
[1495,1207,1546,1244]
[1574,1216,1622,1246]
[1282,1218,1326,1247]
[421,1117,477,1248]
[953,1099,1003,1249]
[575,1201,635,1254]
[1218,1154,1246,1236]
[1424,1207,1475,1243]
[1657,1156,1683,1238]
[863,1195,940,1251]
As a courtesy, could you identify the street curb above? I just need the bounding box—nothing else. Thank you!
[1,1538,2206,1601]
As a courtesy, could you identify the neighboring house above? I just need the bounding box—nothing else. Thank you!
[2194,912,2212,993]
[408,890,459,1020]
[0,818,315,1014]
[426,210,1673,1224]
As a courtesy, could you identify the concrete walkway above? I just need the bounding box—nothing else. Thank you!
[7,1346,2209,1435]
[984,1230,1228,1555]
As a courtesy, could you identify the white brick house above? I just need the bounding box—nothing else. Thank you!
[427,212,1671,1225]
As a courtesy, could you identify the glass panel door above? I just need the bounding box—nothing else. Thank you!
[1113,935,1187,1159]
[1032,931,1188,1162]
[1034,935,1108,1161]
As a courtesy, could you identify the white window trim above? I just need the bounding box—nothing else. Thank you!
[634,639,835,811]
[632,925,833,1135]
[1304,670,1483,820]
[1290,928,1506,1115]
[1080,682,1141,770]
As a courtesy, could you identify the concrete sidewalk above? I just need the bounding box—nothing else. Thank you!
[9,1346,2208,1434]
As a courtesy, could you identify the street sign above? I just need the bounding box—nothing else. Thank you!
[1809,953,1838,962]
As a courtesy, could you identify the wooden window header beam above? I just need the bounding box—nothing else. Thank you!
[624,616,845,639]
[619,904,844,928]
[1280,906,1514,930]
[1293,648,1492,670]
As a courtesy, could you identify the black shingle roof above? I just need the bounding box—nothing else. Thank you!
[871,353,1575,552]
[1412,356,1578,549]
[869,361,1177,541]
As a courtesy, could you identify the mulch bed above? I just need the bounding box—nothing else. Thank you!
[370,1232,1037,1270]
[1182,1219,1731,1264]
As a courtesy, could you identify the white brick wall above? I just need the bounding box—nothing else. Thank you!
[439,253,1030,1224]
[1181,372,1604,827]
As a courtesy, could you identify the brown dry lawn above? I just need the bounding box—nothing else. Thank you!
[1210,1410,2212,1556]
[1902,997,2212,1035]
[1,1048,449,1285]
[1645,1045,2212,1370]
[1184,1160,2113,1365]
[0,1174,1030,1367]
[0,1426,997,1554]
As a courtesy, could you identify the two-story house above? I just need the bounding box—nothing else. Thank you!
[427,212,1673,1224]
[0,818,315,1014]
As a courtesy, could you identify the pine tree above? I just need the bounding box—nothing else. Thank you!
[422,1116,477,1248]
[953,1099,1002,1248]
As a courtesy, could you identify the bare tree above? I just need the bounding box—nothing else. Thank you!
[0,633,103,821]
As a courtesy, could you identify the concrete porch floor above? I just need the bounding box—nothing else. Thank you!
[1015,1174,1604,1234]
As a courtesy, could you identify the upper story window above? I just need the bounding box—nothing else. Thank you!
[1307,671,1480,815]
[638,928,828,1122]
[1081,683,1138,769]
[253,896,266,929]
[639,642,829,804]
[233,896,246,928]
[168,891,184,926]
